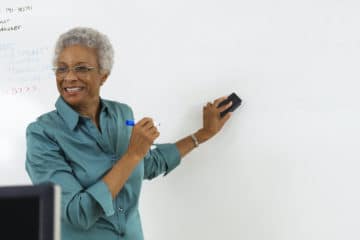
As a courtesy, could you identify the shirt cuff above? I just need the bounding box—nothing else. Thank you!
[156,143,181,176]
[86,180,115,217]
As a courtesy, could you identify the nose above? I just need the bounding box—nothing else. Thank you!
[63,68,78,81]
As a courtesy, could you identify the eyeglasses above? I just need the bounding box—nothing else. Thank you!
[52,65,97,77]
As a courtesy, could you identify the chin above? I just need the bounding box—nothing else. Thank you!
[62,94,83,108]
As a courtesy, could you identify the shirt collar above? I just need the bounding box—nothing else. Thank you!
[55,97,81,130]
[100,97,110,114]
[55,97,110,131]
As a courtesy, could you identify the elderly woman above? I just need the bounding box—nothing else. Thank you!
[26,27,232,240]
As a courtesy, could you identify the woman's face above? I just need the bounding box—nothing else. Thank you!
[55,44,107,109]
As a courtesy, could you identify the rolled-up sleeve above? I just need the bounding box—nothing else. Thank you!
[143,143,181,180]
[25,123,114,230]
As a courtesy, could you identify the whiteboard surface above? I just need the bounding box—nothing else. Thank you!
[1,0,359,239]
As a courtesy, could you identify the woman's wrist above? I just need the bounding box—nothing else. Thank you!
[123,151,143,164]
[194,129,212,144]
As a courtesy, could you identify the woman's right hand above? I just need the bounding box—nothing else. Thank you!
[126,117,160,160]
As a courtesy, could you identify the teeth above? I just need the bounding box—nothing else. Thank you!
[65,87,82,92]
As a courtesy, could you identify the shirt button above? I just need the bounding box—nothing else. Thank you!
[118,207,124,212]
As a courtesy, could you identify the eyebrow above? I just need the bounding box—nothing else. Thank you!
[57,61,92,66]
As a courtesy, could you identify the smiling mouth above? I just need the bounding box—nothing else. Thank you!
[64,87,85,93]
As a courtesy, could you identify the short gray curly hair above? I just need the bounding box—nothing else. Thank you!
[53,27,114,74]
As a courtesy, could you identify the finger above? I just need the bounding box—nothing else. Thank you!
[145,122,155,130]
[217,101,232,112]
[137,117,152,126]
[140,118,154,128]
[213,96,228,106]
[148,125,158,134]
[149,130,160,140]
[152,129,160,137]
[221,112,232,124]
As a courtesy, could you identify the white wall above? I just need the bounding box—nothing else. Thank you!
[1,0,360,239]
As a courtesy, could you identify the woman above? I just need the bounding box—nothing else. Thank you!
[26,27,232,240]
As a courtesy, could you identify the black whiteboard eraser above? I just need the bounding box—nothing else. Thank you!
[218,92,242,118]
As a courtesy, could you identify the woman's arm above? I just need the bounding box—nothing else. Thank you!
[26,117,159,229]
[104,96,233,195]
[103,117,159,198]
[176,96,233,158]
[26,123,114,230]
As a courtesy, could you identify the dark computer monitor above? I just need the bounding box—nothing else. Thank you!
[0,184,61,240]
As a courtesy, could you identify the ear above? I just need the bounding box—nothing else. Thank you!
[100,73,109,86]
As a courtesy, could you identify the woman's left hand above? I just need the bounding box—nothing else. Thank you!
[197,96,233,143]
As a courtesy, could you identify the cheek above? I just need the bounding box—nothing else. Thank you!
[56,79,61,89]
[89,78,102,90]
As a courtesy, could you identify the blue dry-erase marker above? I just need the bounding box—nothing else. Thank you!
[125,120,160,127]
[125,120,135,126]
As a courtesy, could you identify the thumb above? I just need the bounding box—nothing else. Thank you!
[221,112,232,124]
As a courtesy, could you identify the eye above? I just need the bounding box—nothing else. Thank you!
[74,65,91,73]
[55,66,68,74]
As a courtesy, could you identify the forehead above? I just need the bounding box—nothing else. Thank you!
[57,44,98,65]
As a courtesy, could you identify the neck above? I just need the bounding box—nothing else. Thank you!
[74,98,101,127]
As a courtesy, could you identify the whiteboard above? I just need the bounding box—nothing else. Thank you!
[1,0,360,239]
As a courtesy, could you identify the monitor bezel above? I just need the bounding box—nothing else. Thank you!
[0,184,60,240]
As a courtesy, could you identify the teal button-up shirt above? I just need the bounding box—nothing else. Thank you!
[26,97,181,240]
